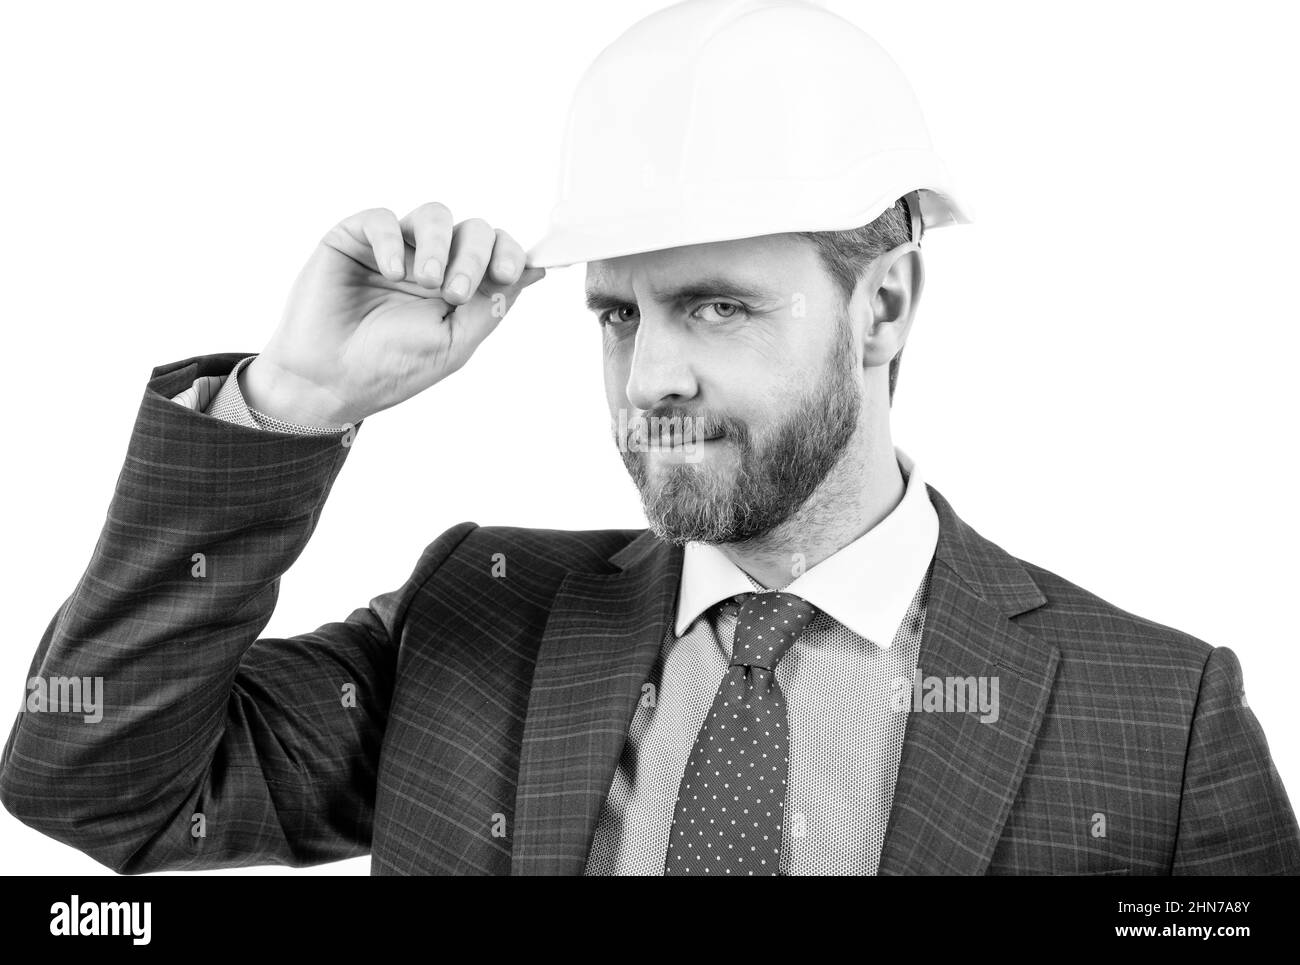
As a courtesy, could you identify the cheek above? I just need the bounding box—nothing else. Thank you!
[730,348,798,394]
[603,353,631,413]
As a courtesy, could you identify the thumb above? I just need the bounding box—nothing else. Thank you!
[444,266,544,357]
[475,265,545,301]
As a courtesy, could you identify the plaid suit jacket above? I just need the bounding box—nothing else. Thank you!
[3,353,1298,875]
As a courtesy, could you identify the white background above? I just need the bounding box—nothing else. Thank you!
[1,0,1296,875]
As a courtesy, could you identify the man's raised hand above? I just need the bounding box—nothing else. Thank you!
[241,203,544,427]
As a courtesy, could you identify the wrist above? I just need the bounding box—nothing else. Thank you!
[239,356,357,428]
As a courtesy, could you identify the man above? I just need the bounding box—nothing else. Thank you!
[2,0,1297,875]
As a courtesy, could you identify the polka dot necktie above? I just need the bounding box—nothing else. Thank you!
[664,591,818,875]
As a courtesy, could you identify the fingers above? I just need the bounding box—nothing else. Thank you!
[486,229,525,287]
[355,208,408,281]
[340,204,545,304]
[441,218,496,305]
[399,202,454,289]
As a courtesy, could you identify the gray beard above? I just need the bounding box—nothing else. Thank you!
[617,321,862,545]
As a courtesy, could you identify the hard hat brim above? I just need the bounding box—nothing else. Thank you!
[525,152,973,269]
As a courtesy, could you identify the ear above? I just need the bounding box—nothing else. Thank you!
[849,241,925,373]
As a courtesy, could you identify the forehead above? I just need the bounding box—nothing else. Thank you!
[584,232,823,298]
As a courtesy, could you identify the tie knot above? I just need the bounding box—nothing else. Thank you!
[731,591,816,671]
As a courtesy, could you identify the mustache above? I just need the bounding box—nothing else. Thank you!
[615,408,751,449]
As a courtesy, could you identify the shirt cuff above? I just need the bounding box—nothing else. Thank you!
[170,355,350,436]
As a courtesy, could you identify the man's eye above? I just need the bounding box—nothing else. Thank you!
[695,301,744,322]
[600,306,638,327]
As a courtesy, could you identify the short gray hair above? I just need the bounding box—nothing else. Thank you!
[796,196,914,403]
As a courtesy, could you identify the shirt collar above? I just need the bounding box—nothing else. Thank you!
[673,448,939,648]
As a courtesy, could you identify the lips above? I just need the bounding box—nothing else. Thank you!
[644,429,723,448]
[620,410,729,451]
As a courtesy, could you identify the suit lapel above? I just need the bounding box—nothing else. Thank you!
[877,485,1060,875]
[511,531,681,875]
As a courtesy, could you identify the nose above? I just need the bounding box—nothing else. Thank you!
[624,315,698,411]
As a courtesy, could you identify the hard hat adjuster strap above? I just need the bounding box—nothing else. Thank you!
[905,189,924,246]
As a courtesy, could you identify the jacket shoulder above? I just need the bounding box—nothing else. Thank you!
[926,484,1214,672]
[457,524,645,569]
[1013,555,1213,670]
[415,522,648,592]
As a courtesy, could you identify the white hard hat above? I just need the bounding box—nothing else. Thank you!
[526,0,972,269]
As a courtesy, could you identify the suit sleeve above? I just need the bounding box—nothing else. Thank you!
[171,353,349,436]
[1171,644,1300,874]
[0,353,474,873]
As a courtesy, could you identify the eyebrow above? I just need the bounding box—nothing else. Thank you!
[584,275,778,313]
